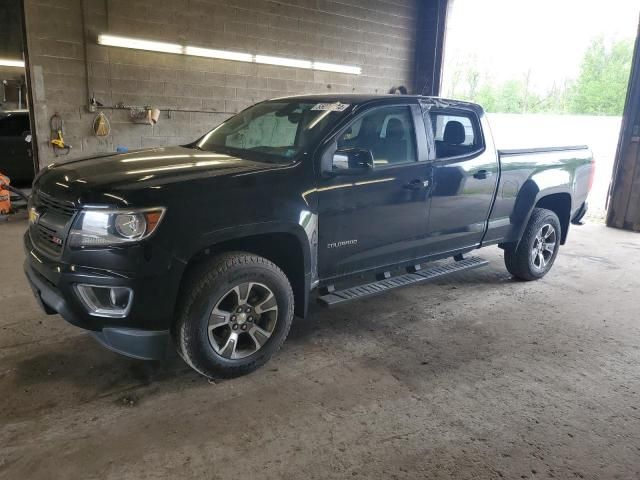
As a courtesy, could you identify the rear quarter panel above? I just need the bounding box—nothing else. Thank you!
[484,147,593,245]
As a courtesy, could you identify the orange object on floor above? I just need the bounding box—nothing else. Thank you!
[0,174,11,214]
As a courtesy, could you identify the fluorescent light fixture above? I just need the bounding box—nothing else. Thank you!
[185,46,252,62]
[313,61,361,75]
[97,33,361,75]
[98,34,182,55]
[255,55,312,69]
[0,58,24,68]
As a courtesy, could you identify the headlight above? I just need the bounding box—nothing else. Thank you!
[68,207,166,247]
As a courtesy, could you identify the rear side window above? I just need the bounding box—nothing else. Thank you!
[429,111,482,159]
[337,106,416,166]
[0,113,29,137]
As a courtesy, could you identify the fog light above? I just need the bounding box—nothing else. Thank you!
[75,284,133,318]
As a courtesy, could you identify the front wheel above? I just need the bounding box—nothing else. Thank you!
[504,208,561,281]
[174,252,294,379]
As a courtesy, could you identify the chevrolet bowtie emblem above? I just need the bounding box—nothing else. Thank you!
[28,207,40,224]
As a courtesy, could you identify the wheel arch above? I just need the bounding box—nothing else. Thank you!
[511,180,573,246]
[534,192,572,244]
[178,224,312,320]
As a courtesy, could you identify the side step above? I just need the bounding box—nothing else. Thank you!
[317,256,488,308]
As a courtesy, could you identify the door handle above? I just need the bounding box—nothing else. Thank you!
[404,179,430,190]
[473,169,493,179]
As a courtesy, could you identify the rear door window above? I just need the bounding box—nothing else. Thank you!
[429,111,482,159]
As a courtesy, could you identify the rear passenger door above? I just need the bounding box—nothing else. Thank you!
[422,108,499,254]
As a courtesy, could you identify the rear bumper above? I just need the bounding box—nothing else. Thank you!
[571,201,588,225]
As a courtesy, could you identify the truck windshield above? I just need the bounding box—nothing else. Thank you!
[195,100,350,163]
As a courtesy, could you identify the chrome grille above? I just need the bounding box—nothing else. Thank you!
[30,192,77,257]
[37,192,76,218]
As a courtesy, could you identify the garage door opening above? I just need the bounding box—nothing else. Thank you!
[440,0,640,221]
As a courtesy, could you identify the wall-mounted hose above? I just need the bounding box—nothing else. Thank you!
[4,183,30,202]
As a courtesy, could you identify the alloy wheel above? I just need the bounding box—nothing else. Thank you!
[207,282,278,359]
[531,223,557,270]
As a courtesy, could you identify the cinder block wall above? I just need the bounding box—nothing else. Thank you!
[23,0,419,168]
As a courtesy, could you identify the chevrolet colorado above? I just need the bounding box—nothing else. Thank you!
[23,95,594,378]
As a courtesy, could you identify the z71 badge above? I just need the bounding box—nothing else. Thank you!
[327,239,358,249]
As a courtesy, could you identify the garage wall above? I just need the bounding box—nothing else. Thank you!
[23,0,421,168]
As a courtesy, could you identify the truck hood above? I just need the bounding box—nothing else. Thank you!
[36,146,284,205]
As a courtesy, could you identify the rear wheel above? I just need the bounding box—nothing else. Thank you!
[504,208,561,281]
[174,252,294,379]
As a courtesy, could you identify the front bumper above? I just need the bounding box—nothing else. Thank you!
[23,233,180,360]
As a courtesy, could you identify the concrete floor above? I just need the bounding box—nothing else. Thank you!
[1,217,640,480]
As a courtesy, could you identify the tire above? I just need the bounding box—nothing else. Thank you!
[504,208,561,281]
[174,252,294,379]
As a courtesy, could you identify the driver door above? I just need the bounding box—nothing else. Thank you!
[316,104,431,280]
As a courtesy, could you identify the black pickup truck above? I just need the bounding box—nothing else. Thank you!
[24,95,594,378]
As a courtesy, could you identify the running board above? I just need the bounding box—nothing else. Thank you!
[317,256,488,308]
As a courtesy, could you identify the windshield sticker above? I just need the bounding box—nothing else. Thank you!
[311,102,350,112]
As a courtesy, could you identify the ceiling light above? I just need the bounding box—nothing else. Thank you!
[255,55,312,69]
[96,33,361,75]
[185,46,252,62]
[0,59,24,68]
[98,34,183,55]
[313,62,361,75]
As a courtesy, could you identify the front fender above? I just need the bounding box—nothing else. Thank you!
[192,220,314,276]
[180,218,318,319]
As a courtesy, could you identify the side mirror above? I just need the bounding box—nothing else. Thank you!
[332,148,374,175]
[23,132,32,143]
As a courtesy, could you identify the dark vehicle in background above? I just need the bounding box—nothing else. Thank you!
[0,110,34,186]
[23,95,594,379]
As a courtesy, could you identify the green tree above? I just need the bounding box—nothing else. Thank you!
[567,37,634,115]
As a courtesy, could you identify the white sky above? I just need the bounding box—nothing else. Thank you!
[442,0,640,93]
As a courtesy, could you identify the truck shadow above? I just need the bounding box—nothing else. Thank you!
[4,336,195,422]
[6,264,512,420]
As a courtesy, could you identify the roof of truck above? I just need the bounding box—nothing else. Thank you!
[269,94,483,113]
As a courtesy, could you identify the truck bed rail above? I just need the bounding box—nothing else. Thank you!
[497,145,589,156]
